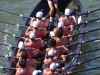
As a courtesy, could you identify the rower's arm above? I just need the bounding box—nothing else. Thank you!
[57,55,66,64]
[24,39,32,47]
[25,27,31,37]
[30,17,36,26]
[16,49,21,58]
[70,25,74,32]
[62,46,70,54]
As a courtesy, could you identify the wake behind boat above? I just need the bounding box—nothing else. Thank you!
[6,0,85,75]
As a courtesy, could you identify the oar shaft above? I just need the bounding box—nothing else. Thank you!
[0,9,30,18]
[72,66,100,74]
[78,8,100,16]
[0,20,27,28]
[66,37,100,47]
[75,17,100,27]
[0,9,20,16]
[0,43,18,49]
[89,18,100,23]
[0,30,13,36]
[67,48,100,57]
[82,56,100,64]
[0,20,15,25]
[73,27,100,36]
[66,56,100,69]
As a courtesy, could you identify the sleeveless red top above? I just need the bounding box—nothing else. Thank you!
[17,67,30,75]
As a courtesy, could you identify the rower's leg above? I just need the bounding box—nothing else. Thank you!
[48,1,54,19]
[54,1,60,19]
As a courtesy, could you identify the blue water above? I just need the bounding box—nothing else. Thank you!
[0,0,100,75]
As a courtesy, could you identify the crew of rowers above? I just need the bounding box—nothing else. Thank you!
[15,8,76,75]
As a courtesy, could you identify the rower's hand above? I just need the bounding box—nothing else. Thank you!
[31,17,36,21]
[61,55,66,58]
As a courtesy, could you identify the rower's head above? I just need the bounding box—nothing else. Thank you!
[48,50,57,57]
[19,59,26,68]
[32,70,42,75]
[65,8,71,17]
[36,11,43,19]
[55,29,63,38]
[58,22,64,28]
[18,41,25,50]
[29,32,35,40]
[50,63,59,71]
[48,38,56,47]
[32,21,39,28]
[21,51,28,60]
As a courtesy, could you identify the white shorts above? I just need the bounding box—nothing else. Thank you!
[47,0,57,4]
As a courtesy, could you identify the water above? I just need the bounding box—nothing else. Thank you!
[0,0,100,75]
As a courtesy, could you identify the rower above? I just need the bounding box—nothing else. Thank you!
[16,41,43,59]
[24,32,47,54]
[25,21,49,40]
[53,28,72,46]
[16,51,41,69]
[46,38,70,59]
[59,8,76,31]
[44,50,66,68]
[15,59,36,75]
[30,11,52,29]
[43,63,61,75]
[53,21,72,37]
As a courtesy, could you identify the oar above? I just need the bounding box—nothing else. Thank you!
[0,55,16,59]
[0,30,25,39]
[0,43,18,48]
[67,48,100,57]
[0,9,31,19]
[72,27,100,36]
[66,37,100,47]
[0,65,16,70]
[63,66,100,75]
[77,8,100,16]
[75,17,100,27]
[0,9,44,19]
[0,20,27,28]
[0,43,35,50]
[65,55,100,69]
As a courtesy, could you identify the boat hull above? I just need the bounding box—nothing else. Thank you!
[6,0,84,75]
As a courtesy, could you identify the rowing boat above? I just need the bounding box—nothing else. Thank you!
[6,0,84,75]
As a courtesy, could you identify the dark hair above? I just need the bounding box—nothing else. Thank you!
[45,54,54,59]
[48,38,56,47]
[55,29,63,38]
[37,17,42,20]
[19,59,26,68]
[21,51,28,60]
